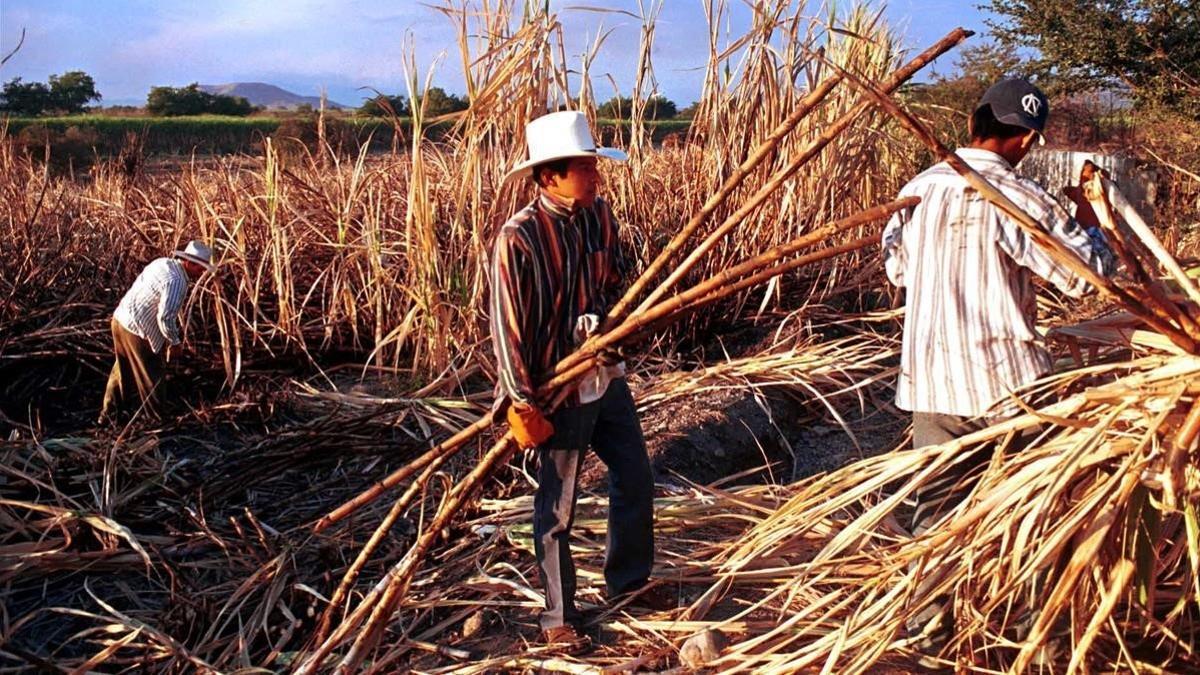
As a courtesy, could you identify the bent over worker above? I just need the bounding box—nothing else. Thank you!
[99,240,214,421]
[489,111,666,654]
[882,78,1117,532]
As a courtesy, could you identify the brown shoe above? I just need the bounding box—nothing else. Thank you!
[614,583,679,612]
[542,624,592,655]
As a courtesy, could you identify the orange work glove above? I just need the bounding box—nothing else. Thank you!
[507,402,554,449]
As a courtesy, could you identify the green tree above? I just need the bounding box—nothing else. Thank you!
[986,0,1200,112]
[146,83,253,116]
[644,94,677,120]
[48,70,101,113]
[912,41,1028,115]
[358,94,410,116]
[207,92,253,116]
[1,70,101,115]
[416,87,467,117]
[597,94,677,120]
[0,77,52,115]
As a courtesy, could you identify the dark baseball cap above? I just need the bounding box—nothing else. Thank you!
[976,78,1049,140]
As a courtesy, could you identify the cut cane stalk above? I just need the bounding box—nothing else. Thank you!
[295,434,517,675]
[1089,169,1200,309]
[314,411,497,532]
[542,199,918,389]
[1078,162,1200,342]
[603,70,846,329]
[312,439,461,644]
[630,28,972,317]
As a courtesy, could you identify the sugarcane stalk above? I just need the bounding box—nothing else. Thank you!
[1094,172,1200,310]
[1082,169,1200,341]
[628,233,886,347]
[313,437,459,644]
[679,234,882,317]
[314,410,496,532]
[544,198,918,388]
[300,429,520,672]
[543,205,908,397]
[830,61,1199,354]
[602,70,846,331]
[305,381,573,673]
[630,28,973,317]
[294,430,515,675]
[330,433,521,674]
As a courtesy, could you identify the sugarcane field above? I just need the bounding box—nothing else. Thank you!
[7,0,1200,672]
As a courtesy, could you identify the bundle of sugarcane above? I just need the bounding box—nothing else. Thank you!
[661,63,1200,674]
[635,332,898,415]
[293,28,974,674]
[680,350,1200,673]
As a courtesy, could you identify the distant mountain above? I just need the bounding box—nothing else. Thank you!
[198,83,347,110]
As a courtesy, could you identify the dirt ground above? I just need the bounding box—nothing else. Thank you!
[2,303,913,671]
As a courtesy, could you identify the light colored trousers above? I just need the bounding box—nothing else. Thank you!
[100,318,163,419]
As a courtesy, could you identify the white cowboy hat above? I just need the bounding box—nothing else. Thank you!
[174,240,215,272]
[502,111,628,185]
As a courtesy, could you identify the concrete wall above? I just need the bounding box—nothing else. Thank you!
[1020,148,1157,224]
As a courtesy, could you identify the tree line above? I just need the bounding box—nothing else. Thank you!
[0,72,697,120]
[356,91,692,120]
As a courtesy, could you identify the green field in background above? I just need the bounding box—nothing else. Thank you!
[2,115,692,156]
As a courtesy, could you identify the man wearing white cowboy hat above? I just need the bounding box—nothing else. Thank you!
[490,110,665,653]
[99,239,215,421]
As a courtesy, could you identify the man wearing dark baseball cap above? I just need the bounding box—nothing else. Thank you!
[881,76,1117,659]
[977,77,1050,144]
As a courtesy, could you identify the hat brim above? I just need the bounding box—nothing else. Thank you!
[501,147,628,186]
[174,251,215,272]
[991,109,1048,144]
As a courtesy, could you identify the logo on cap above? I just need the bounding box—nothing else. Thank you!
[1021,93,1042,117]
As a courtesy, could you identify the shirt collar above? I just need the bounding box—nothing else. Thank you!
[954,147,1014,171]
[539,189,581,218]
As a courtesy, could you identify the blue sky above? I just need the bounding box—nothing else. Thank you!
[0,1,989,107]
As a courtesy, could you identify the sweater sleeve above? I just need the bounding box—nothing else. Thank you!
[489,228,537,407]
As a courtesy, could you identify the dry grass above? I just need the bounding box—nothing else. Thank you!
[674,346,1200,673]
[0,1,928,671]
[9,1,1195,673]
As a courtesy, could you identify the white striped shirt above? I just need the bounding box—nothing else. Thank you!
[113,257,190,353]
[882,148,1111,418]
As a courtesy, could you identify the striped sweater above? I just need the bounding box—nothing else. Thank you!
[882,148,1114,418]
[113,257,189,353]
[489,191,629,410]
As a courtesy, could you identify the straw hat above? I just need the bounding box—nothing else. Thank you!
[502,111,627,185]
[174,240,215,272]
